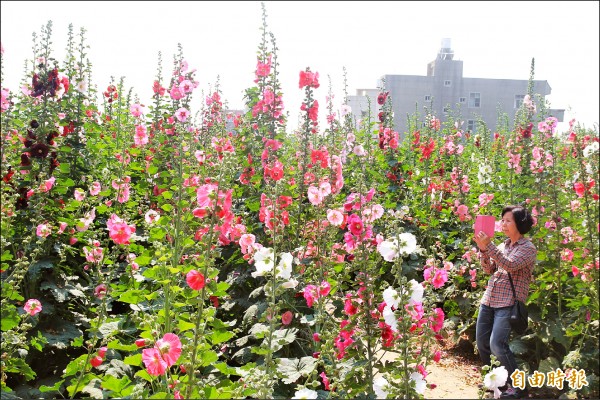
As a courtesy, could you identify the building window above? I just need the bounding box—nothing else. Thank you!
[459,97,466,103]
[424,95,431,102]
[469,93,480,108]
[467,120,476,133]
[515,94,525,109]
[444,80,452,87]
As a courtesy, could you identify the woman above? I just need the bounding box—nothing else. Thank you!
[474,205,537,399]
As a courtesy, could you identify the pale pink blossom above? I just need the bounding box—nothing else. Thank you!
[326,209,344,226]
[107,213,136,245]
[74,188,86,201]
[24,299,42,316]
[39,177,56,193]
[144,209,160,224]
[89,181,101,196]
[36,223,51,238]
[175,107,190,122]
[130,103,145,117]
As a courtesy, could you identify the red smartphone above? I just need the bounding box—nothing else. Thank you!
[475,215,495,237]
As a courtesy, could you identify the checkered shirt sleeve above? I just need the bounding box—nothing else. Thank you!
[478,238,537,308]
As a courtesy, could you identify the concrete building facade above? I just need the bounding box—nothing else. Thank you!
[348,39,564,137]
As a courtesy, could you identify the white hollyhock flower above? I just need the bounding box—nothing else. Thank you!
[484,366,508,399]
[583,141,598,158]
[382,287,399,309]
[373,376,390,399]
[410,372,427,394]
[407,279,424,304]
[276,252,293,280]
[378,239,399,261]
[292,387,318,399]
[383,306,398,332]
[251,247,274,277]
[397,232,417,255]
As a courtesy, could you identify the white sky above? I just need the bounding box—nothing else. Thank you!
[1,1,599,132]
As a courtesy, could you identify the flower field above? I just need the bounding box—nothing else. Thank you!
[1,7,598,400]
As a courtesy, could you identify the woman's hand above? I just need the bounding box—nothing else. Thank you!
[474,231,492,251]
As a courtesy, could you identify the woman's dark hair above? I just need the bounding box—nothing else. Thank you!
[502,205,534,234]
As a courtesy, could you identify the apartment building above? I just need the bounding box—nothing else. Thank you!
[348,39,564,137]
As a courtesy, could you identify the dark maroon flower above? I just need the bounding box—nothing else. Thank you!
[377,92,388,105]
[30,120,39,129]
[378,111,385,122]
[20,153,31,166]
[30,142,50,158]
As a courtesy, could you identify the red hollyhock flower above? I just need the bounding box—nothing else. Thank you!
[186,269,205,290]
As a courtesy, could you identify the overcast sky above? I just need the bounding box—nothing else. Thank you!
[1,1,598,132]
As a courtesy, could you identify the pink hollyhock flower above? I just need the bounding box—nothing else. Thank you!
[561,249,574,262]
[107,213,136,245]
[313,333,321,342]
[307,186,324,205]
[175,107,190,122]
[130,103,144,117]
[58,222,68,234]
[36,223,51,238]
[134,124,148,146]
[98,346,108,358]
[431,308,445,332]
[239,234,256,254]
[39,177,56,193]
[572,266,579,276]
[456,204,469,221]
[320,371,331,391]
[169,85,184,100]
[135,338,147,348]
[281,311,293,325]
[326,209,344,226]
[303,285,318,307]
[142,347,167,376]
[186,270,205,290]
[94,284,107,299]
[89,181,101,196]
[433,350,442,362]
[432,269,448,289]
[24,299,42,316]
[144,209,160,224]
[319,280,331,297]
[156,333,182,367]
[74,188,85,201]
[347,214,363,236]
[90,356,103,368]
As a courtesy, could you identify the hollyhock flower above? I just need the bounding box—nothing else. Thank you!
[281,311,293,325]
[383,306,398,332]
[292,388,318,399]
[572,266,580,276]
[373,376,390,398]
[36,223,51,238]
[98,346,108,359]
[156,333,182,366]
[431,307,445,332]
[276,252,293,280]
[353,144,366,156]
[583,141,599,158]
[433,350,442,362]
[39,177,56,193]
[130,103,144,117]
[319,371,331,391]
[89,181,101,196]
[94,284,107,299]
[90,356,103,368]
[383,287,399,309]
[73,188,85,201]
[186,270,206,290]
[319,280,331,297]
[344,296,358,315]
[298,69,320,89]
[58,222,68,234]
[561,249,574,262]
[484,366,508,399]
[107,213,136,245]
[144,209,160,224]
[142,347,167,376]
[134,124,148,146]
[378,239,399,261]
[432,269,449,289]
[251,247,275,277]
[23,299,42,316]
[347,214,364,236]
[408,279,424,304]
[326,208,344,226]
[410,372,427,395]
[175,107,190,123]
[307,186,324,206]
[340,104,351,116]
[303,285,318,307]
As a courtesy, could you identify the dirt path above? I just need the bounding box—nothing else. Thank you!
[424,353,481,399]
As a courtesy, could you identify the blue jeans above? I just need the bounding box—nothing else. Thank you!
[476,304,518,378]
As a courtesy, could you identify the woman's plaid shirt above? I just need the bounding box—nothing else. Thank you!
[478,237,537,308]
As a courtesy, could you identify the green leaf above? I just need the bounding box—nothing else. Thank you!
[124,353,142,367]
[161,191,173,199]
[161,203,173,212]
[209,330,234,345]
[1,305,20,331]
[200,350,219,366]
[1,250,13,261]
[101,375,131,393]
[39,379,64,393]
[277,356,317,384]
[119,290,145,304]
